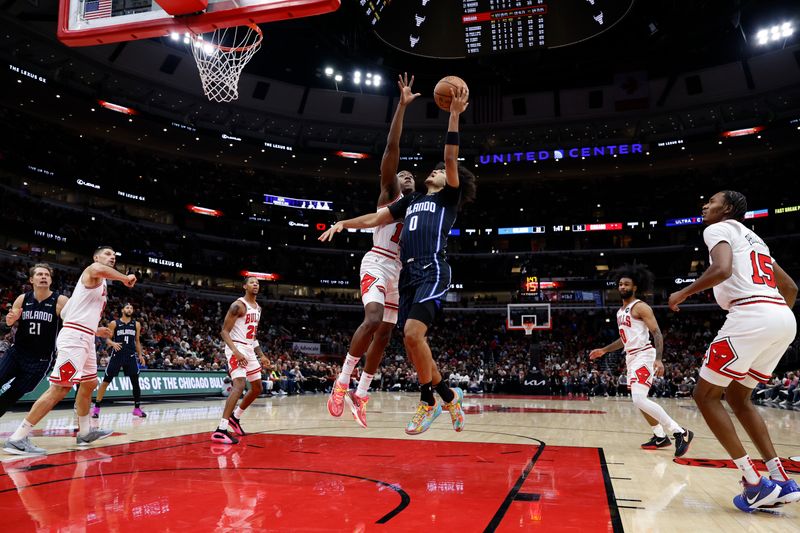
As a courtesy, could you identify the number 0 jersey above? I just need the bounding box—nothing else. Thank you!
[616,300,653,356]
[703,220,785,310]
[229,297,261,347]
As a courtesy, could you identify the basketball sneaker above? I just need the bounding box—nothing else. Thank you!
[771,478,800,505]
[76,428,114,446]
[211,429,239,445]
[3,437,47,455]
[673,428,694,458]
[346,391,369,429]
[732,476,781,512]
[91,405,100,418]
[132,407,147,418]
[327,381,348,417]
[641,435,671,450]
[228,415,246,436]
[405,401,442,435]
[443,387,465,432]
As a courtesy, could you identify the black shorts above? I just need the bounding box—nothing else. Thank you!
[398,259,451,329]
[0,345,52,393]
[103,354,139,382]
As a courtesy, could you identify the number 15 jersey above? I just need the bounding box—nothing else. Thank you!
[703,219,785,310]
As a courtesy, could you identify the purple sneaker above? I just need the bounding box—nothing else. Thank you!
[91,406,100,419]
[132,407,147,418]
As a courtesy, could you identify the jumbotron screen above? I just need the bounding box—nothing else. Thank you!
[361,0,635,58]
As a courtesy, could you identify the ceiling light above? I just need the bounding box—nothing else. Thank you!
[324,67,333,77]
[170,32,180,41]
[334,74,342,82]
[365,79,372,86]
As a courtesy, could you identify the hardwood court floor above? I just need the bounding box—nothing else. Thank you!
[1,392,798,531]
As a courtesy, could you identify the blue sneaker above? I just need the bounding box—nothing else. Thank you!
[405,401,442,435]
[771,478,800,505]
[733,477,781,512]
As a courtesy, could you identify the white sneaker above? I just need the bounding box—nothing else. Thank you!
[76,428,113,446]
[3,437,47,455]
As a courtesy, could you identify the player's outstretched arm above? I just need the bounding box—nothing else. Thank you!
[589,338,624,359]
[444,86,469,189]
[318,207,395,242]
[380,73,420,201]
[5,294,24,326]
[773,261,798,308]
[668,242,732,311]
[87,263,137,288]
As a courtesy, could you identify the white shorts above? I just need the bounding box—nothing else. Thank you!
[359,253,401,324]
[225,344,262,382]
[626,348,656,388]
[50,327,98,386]
[700,303,796,388]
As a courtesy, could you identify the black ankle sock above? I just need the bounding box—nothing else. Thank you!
[434,381,455,403]
[420,383,435,406]
[95,399,103,408]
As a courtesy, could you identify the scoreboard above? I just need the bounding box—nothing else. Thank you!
[361,0,635,58]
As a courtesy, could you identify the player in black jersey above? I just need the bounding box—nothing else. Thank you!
[1,263,68,418]
[92,303,146,418]
[320,86,476,435]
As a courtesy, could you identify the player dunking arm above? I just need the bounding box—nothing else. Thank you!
[92,303,147,419]
[320,86,477,435]
[590,265,693,456]
[0,264,68,418]
[211,276,269,445]
[669,191,799,512]
[327,73,419,428]
[4,246,136,455]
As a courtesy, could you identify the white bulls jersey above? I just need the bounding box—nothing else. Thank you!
[367,194,403,263]
[703,220,785,310]
[230,297,261,347]
[61,279,107,333]
[617,300,653,355]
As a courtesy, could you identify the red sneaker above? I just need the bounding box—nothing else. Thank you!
[346,391,369,428]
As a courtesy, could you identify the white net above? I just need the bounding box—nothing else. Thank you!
[522,323,535,336]
[190,24,263,103]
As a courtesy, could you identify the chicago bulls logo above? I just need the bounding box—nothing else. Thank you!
[360,273,378,296]
[58,361,77,382]
[635,366,651,385]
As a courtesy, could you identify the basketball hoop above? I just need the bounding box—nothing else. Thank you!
[190,23,263,103]
[522,323,535,336]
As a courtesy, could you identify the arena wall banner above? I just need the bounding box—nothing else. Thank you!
[18,370,229,402]
[292,341,322,355]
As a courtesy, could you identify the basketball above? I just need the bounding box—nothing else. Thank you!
[433,75,469,111]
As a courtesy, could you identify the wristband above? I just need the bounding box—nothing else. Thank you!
[445,131,460,146]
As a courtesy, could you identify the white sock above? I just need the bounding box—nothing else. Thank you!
[10,419,35,441]
[233,406,245,419]
[78,414,92,435]
[218,418,229,431]
[338,354,360,386]
[356,372,374,399]
[766,457,789,481]
[631,384,684,434]
[652,424,666,438]
[733,455,761,485]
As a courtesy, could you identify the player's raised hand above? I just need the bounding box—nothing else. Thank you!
[96,327,113,339]
[398,72,421,106]
[589,348,605,360]
[654,360,665,377]
[318,221,345,242]
[668,291,686,312]
[449,86,469,114]
[5,307,22,326]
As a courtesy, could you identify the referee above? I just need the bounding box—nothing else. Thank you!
[0,264,68,417]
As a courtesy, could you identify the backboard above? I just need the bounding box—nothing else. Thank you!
[507,303,552,332]
[57,0,341,47]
